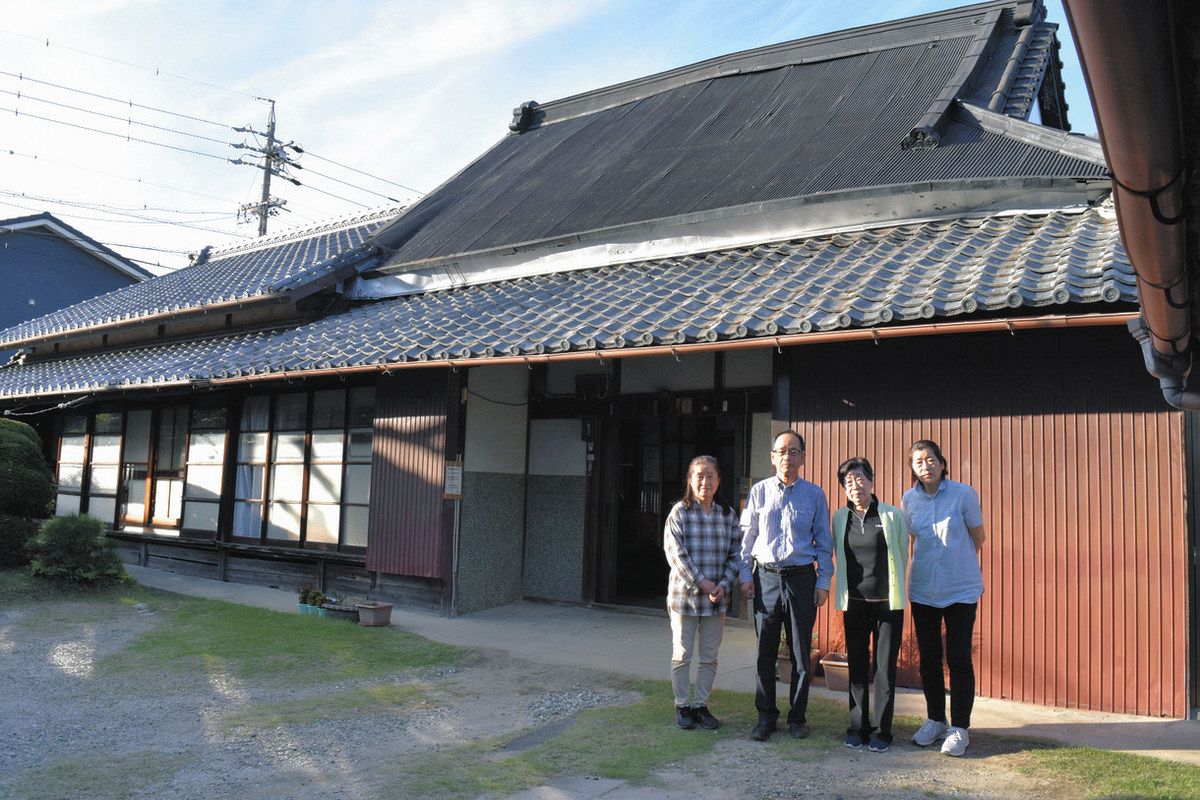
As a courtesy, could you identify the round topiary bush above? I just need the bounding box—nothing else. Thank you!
[28,514,128,584]
[0,418,53,565]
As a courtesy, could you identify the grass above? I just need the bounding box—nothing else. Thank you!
[218,681,439,735]
[0,567,464,688]
[6,750,191,800]
[1022,746,1200,799]
[394,680,845,799]
[101,593,464,687]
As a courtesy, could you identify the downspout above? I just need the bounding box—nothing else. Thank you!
[1063,1,1195,408]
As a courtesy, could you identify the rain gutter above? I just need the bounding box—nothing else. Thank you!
[1063,1,1195,407]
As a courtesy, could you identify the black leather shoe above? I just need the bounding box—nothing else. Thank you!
[788,722,811,739]
[676,706,696,729]
[692,705,720,730]
[750,715,777,741]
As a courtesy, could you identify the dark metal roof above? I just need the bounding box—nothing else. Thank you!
[0,202,1133,399]
[0,207,398,348]
[373,0,1100,269]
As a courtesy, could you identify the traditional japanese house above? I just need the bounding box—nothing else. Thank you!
[0,1,1191,717]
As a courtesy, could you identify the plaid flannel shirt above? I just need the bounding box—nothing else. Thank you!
[663,500,741,616]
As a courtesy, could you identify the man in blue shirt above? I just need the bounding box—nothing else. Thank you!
[740,430,833,741]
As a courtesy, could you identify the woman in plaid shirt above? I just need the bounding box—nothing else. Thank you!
[663,455,742,730]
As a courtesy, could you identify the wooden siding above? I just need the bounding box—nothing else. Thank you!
[790,326,1188,718]
[366,370,450,578]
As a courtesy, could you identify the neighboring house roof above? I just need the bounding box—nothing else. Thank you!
[0,202,1134,398]
[0,213,152,281]
[370,1,1099,271]
[0,206,400,349]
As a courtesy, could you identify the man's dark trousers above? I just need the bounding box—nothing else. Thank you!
[753,563,817,724]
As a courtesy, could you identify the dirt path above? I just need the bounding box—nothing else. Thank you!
[0,598,1077,800]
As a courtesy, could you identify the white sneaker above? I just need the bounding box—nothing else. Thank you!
[941,726,969,757]
[911,718,948,747]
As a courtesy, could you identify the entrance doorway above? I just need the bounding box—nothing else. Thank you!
[594,413,745,608]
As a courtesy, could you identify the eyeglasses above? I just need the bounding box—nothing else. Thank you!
[771,447,803,457]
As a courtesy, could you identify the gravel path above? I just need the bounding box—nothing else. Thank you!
[0,597,1075,800]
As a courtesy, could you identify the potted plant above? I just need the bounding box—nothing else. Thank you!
[321,593,363,622]
[316,592,362,623]
[297,585,319,614]
[355,599,394,627]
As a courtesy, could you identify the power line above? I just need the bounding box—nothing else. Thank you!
[0,87,234,146]
[0,187,231,216]
[0,30,265,101]
[0,225,176,270]
[291,181,371,209]
[3,146,244,205]
[0,104,232,161]
[0,195,249,238]
[300,149,425,195]
[0,224,190,255]
[299,164,403,203]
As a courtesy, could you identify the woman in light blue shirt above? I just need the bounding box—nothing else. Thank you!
[902,439,985,758]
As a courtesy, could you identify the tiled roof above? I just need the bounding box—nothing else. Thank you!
[0,202,1134,399]
[373,1,1098,269]
[0,207,399,348]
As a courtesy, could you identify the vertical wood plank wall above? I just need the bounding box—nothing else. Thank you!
[366,370,449,578]
[790,327,1188,717]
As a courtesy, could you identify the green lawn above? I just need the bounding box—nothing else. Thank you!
[103,593,464,687]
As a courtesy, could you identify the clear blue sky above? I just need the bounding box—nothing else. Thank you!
[0,1,1094,270]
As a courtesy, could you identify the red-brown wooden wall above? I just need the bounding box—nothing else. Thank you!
[789,326,1189,717]
[366,370,450,578]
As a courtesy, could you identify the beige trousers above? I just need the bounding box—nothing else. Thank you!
[670,611,726,707]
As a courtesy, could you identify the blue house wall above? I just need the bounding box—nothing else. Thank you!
[0,229,142,333]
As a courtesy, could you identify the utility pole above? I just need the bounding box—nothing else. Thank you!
[233,100,301,236]
[255,101,277,236]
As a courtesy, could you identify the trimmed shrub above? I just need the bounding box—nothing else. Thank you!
[0,419,53,564]
[28,514,128,584]
[0,513,38,567]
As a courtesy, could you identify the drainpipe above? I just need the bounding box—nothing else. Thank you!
[1063,1,1195,408]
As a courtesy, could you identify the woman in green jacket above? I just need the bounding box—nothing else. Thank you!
[831,457,908,753]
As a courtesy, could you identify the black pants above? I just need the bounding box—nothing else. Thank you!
[843,599,904,742]
[911,600,977,729]
[753,564,816,724]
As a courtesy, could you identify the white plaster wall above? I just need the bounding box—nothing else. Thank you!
[621,353,714,394]
[724,348,772,388]
[528,419,587,476]
[464,365,528,474]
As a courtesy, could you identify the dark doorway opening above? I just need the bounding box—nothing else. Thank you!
[594,413,744,608]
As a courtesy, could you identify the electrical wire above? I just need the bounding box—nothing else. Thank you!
[299,164,404,203]
[0,104,232,161]
[0,31,264,101]
[0,87,234,145]
[0,196,249,239]
[0,225,191,255]
[300,149,425,195]
[292,181,371,209]
[0,187,232,216]
[0,231,173,270]
[3,146,245,204]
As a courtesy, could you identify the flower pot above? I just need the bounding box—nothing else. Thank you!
[356,602,393,627]
[322,603,359,622]
[297,603,309,614]
[820,653,850,692]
